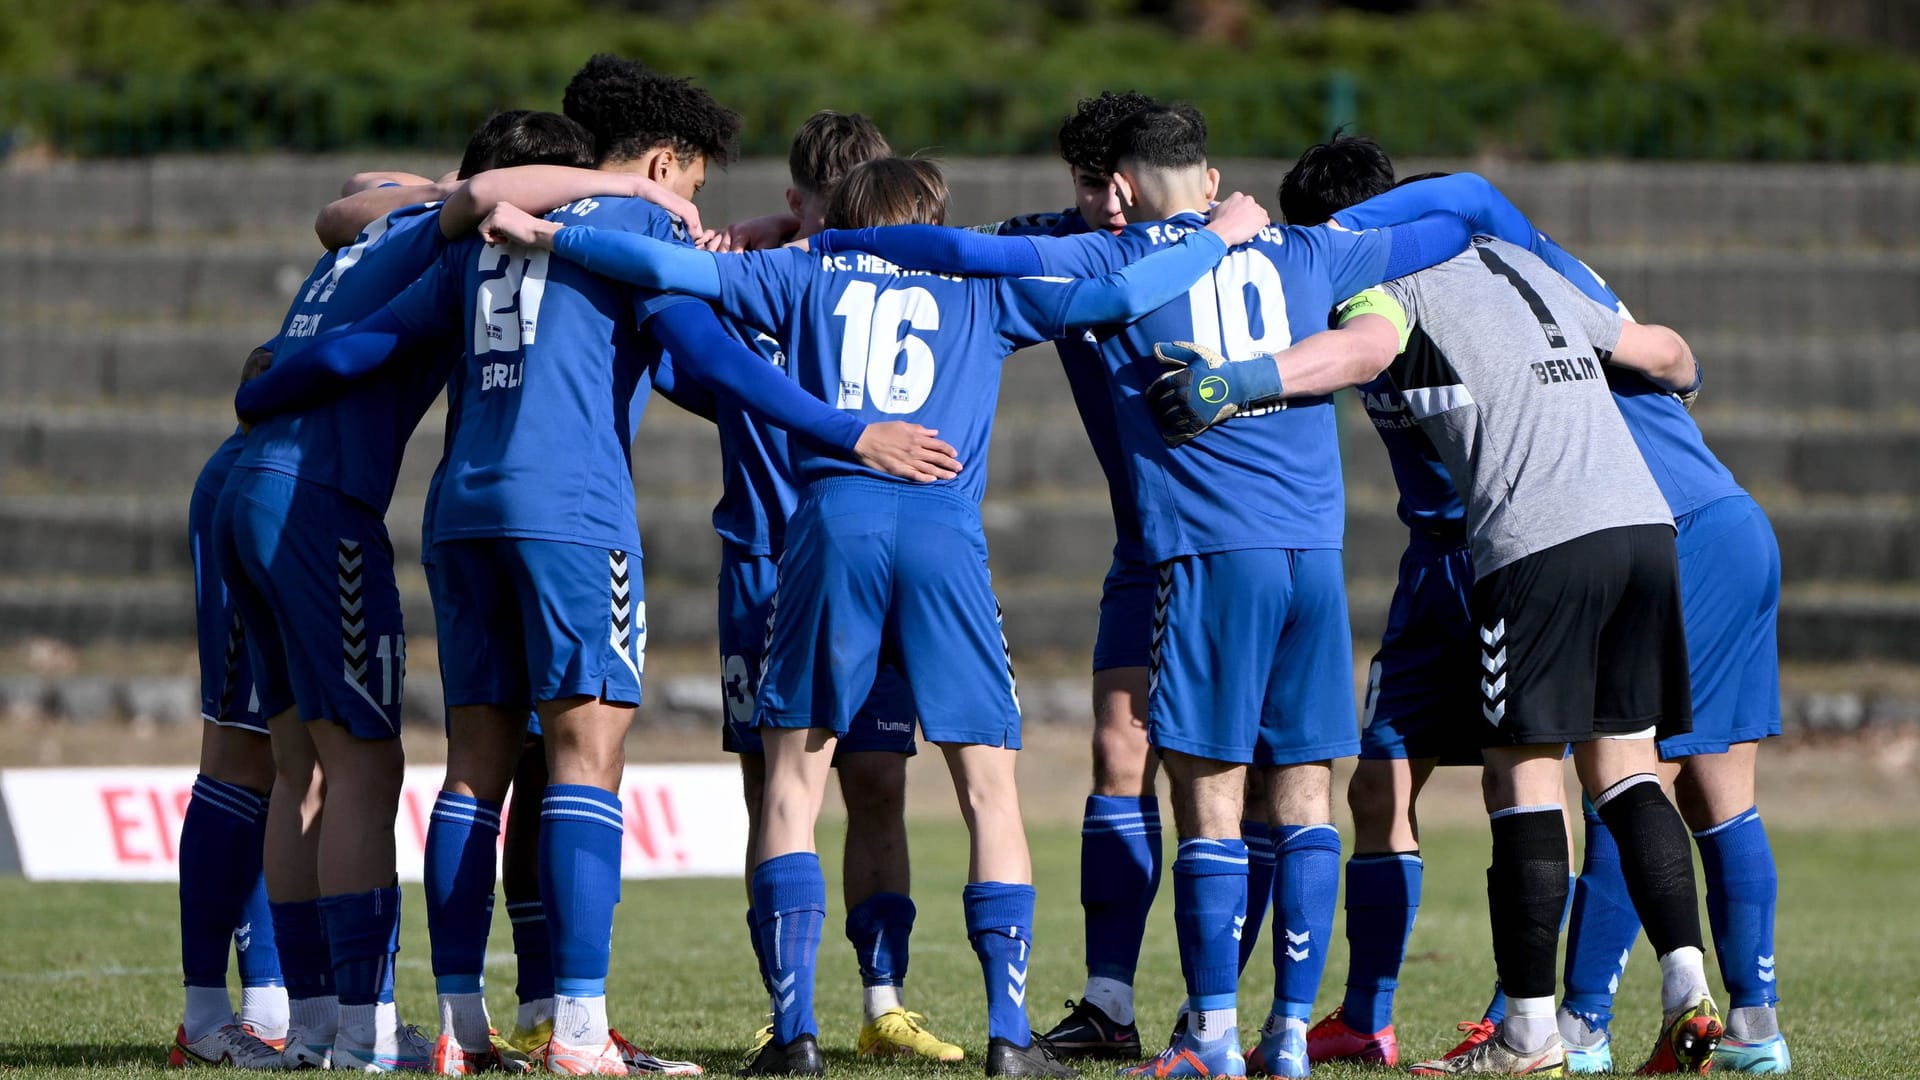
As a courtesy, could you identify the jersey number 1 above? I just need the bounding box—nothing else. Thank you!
[831,281,939,413]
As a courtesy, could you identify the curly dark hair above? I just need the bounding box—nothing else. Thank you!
[1056,90,1160,174]
[1278,132,1397,225]
[562,53,742,168]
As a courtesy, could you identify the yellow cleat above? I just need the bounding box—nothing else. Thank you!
[491,1028,536,1074]
[857,1008,965,1063]
[511,1019,556,1057]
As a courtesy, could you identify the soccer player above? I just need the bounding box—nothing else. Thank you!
[478,154,1273,1079]
[220,109,627,1072]
[1150,237,1722,1076]
[691,110,962,1065]
[803,105,1469,1080]
[986,91,1176,1059]
[1317,165,1790,1075]
[239,76,956,1077]
[1268,137,1574,1070]
[171,420,293,1070]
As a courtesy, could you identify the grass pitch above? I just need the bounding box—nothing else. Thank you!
[0,819,1913,1078]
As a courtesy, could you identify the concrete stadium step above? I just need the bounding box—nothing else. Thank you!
[10,240,1920,335]
[5,402,1917,502]
[0,323,269,402]
[6,489,1914,589]
[9,158,1920,254]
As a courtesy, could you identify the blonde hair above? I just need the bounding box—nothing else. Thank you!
[824,157,948,230]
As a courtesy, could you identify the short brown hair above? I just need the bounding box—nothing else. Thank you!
[788,110,892,195]
[824,157,948,230]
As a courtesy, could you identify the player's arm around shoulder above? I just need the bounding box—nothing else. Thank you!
[1607,321,1699,400]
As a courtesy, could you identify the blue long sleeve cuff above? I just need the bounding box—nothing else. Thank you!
[552,226,723,299]
[1380,212,1472,280]
[814,225,1045,278]
[646,302,863,454]
[234,306,418,422]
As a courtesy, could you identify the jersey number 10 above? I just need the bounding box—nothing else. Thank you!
[831,281,938,414]
[1184,249,1292,361]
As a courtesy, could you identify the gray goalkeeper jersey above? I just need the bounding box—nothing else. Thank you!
[1367,237,1672,575]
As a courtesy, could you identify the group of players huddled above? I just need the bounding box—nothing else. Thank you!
[170,51,1789,1079]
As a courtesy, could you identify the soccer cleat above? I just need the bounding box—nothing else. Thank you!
[1246,1024,1309,1078]
[1708,1034,1789,1074]
[1558,1018,1611,1075]
[858,1008,965,1063]
[1303,1006,1397,1066]
[540,1033,632,1076]
[510,1020,556,1057]
[278,1023,334,1070]
[1443,1019,1498,1061]
[491,1030,536,1074]
[170,1022,287,1069]
[986,1035,1077,1078]
[1039,1000,1141,1060]
[1637,997,1723,1075]
[609,1029,702,1075]
[1408,1032,1564,1076]
[744,1021,775,1062]
[741,1033,824,1077]
[433,1030,510,1075]
[333,1023,435,1072]
[1120,1030,1245,1080]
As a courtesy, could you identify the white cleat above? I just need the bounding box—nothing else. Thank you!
[333,1023,435,1072]
[170,1022,286,1070]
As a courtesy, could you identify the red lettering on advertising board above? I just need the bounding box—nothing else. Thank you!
[101,788,149,863]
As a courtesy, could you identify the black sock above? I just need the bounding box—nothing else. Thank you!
[1486,807,1569,1001]
[1593,775,1704,957]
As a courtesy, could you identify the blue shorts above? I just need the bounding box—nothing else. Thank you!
[1148,548,1360,765]
[755,478,1020,748]
[1092,557,1156,672]
[1359,535,1488,766]
[718,546,916,758]
[215,469,404,740]
[429,537,645,714]
[191,475,283,733]
[1663,495,1782,759]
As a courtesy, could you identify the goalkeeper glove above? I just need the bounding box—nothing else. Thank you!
[1146,340,1286,447]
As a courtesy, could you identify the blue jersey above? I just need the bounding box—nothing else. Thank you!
[238,203,452,513]
[387,195,692,553]
[1029,211,1397,560]
[1335,174,1745,517]
[996,208,1147,564]
[708,323,799,555]
[1355,374,1465,530]
[710,248,1084,504]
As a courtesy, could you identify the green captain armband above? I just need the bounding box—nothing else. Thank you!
[1335,288,1412,353]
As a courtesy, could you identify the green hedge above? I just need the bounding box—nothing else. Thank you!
[4,0,1920,160]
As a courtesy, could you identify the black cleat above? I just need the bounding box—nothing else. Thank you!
[1165,1010,1188,1051]
[1038,1000,1140,1061]
[742,1033,825,1077]
[986,1036,1078,1078]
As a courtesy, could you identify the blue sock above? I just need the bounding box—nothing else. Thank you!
[1695,808,1779,1009]
[178,775,270,988]
[1484,985,1507,1025]
[1562,809,1640,1030]
[1341,852,1422,1033]
[425,792,501,995]
[1271,824,1340,1023]
[745,908,772,997]
[1238,821,1276,975]
[964,882,1036,1046]
[1173,838,1248,1021]
[318,886,401,1007]
[507,900,554,1005]
[236,871,283,988]
[1080,795,1162,984]
[270,899,334,1002]
[752,852,826,1046]
[540,785,624,999]
[846,892,915,990]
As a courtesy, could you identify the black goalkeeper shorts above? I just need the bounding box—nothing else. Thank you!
[1470,523,1693,747]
